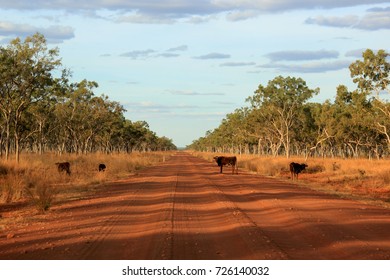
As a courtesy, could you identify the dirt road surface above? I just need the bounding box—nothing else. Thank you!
[1,152,390,260]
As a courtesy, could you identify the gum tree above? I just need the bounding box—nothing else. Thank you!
[349,49,390,151]
[0,33,61,161]
[246,76,319,158]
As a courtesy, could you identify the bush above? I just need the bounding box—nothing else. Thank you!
[0,163,8,175]
[0,174,25,203]
[25,183,56,212]
[306,164,325,174]
[332,162,341,171]
[379,170,390,185]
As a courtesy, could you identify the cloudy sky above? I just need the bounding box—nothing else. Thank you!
[1,1,389,147]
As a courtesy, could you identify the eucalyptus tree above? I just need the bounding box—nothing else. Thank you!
[23,97,54,153]
[225,108,254,154]
[245,106,283,156]
[0,33,61,161]
[349,49,390,151]
[156,136,176,151]
[0,114,5,157]
[86,95,125,153]
[125,121,154,152]
[211,124,232,153]
[202,130,218,152]
[246,76,319,158]
[211,108,252,153]
[293,102,321,157]
[120,120,141,153]
[305,99,340,157]
[52,79,98,154]
[0,47,13,158]
[331,85,377,157]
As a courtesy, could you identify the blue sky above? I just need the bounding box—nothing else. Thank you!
[1,1,389,147]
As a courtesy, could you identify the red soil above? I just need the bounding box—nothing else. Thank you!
[1,152,389,260]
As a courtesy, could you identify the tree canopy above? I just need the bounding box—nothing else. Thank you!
[0,33,176,161]
[189,49,389,159]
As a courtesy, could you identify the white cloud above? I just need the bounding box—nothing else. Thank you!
[345,49,368,58]
[225,10,259,21]
[0,21,74,43]
[119,49,156,59]
[357,8,390,30]
[265,50,339,61]
[220,62,256,67]
[158,53,180,58]
[115,13,176,24]
[305,6,390,30]
[211,0,389,12]
[185,15,216,24]
[305,15,359,28]
[124,101,224,117]
[1,1,388,23]
[193,52,231,59]
[259,60,352,73]
[166,45,188,52]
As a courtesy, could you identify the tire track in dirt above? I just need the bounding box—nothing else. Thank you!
[1,152,390,259]
[78,163,181,260]
[203,177,289,259]
[170,154,288,259]
[76,187,142,259]
[202,166,390,260]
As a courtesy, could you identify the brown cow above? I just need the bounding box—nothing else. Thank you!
[98,163,106,172]
[213,156,238,174]
[55,162,71,175]
[289,162,307,180]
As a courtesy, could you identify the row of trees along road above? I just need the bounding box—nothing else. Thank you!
[188,49,390,159]
[0,33,176,162]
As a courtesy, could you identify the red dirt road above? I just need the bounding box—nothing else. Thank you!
[1,152,390,260]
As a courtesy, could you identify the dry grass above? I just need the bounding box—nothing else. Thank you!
[0,152,172,210]
[191,151,390,208]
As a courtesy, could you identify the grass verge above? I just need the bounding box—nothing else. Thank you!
[0,152,172,211]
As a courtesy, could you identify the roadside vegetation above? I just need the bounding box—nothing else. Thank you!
[188,49,389,207]
[192,151,390,208]
[0,152,172,212]
[0,33,176,213]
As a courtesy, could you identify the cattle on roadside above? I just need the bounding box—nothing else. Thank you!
[289,162,308,180]
[99,163,106,172]
[55,162,71,175]
[213,156,238,174]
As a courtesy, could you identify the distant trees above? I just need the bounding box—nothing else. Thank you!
[189,49,389,159]
[349,49,390,151]
[0,33,176,161]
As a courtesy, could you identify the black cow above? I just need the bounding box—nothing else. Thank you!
[213,156,238,174]
[55,162,71,175]
[99,163,106,172]
[289,162,308,180]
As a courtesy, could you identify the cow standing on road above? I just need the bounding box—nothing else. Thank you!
[289,162,308,180]
[213,156,238,174]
